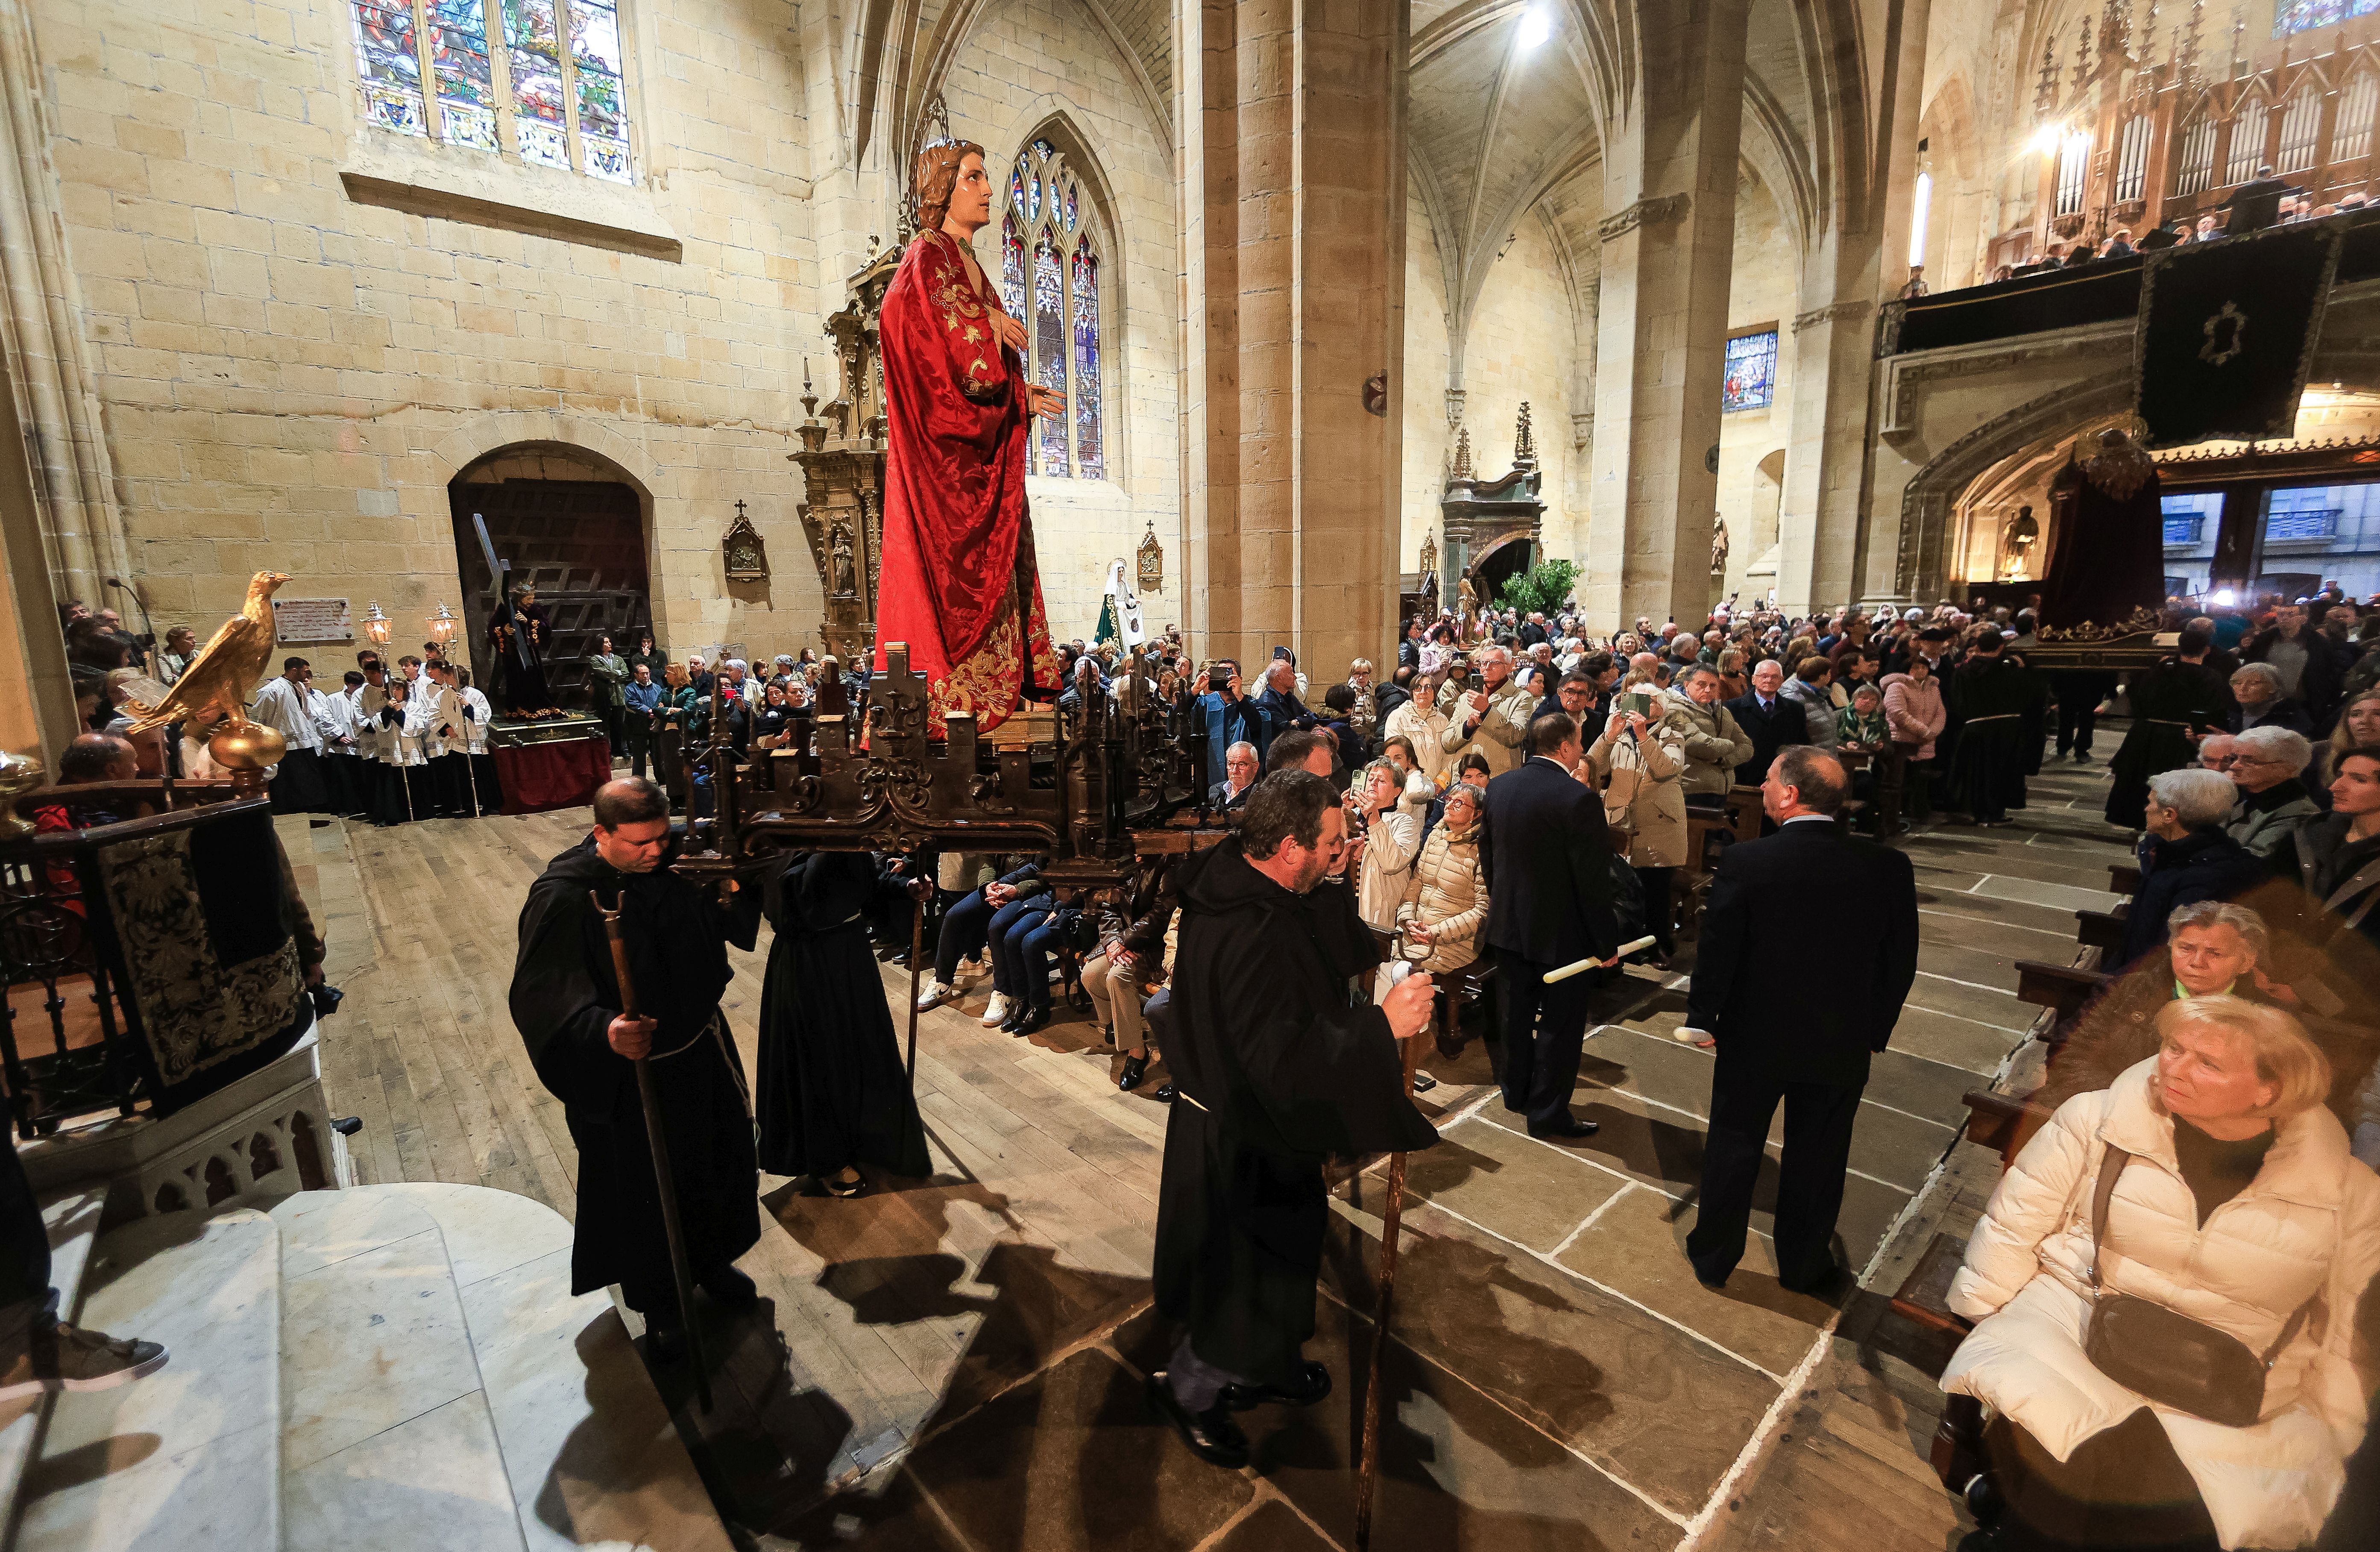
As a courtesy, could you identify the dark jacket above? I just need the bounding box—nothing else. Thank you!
[1722,690,1808,783]
[1254,685,1317,749]
[1477,755,1617,967]
[1518,620,1550,648]
[2230,696,2317,739]
[2241,625,2348,723]
[2278,813,2380,959]
[1208,778,1254,812]
[1686,819,1919,1087]
[2119,827,2268,968]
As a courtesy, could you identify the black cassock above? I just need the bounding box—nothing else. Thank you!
[753,851,931,1180]
[1943,654,2039,823]
[2104,657,2231,829]
[509,834,760,1311]
[1154,839,1437,1386]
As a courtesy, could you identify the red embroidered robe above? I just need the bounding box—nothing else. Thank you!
[872,228,1059,734]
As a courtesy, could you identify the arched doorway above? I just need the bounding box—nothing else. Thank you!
[1469,531,1536,609]
[448,446,651,711]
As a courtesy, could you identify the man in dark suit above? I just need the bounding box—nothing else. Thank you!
[1725,657,1807,783]
[1208,740,1259,811]
[1680,747,1919,1293]
[1477,713,1618,1139]
[2221,165,2298,235]
[1518,613,1550,649]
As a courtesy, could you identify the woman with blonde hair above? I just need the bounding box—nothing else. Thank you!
[1943,995,2380,1552]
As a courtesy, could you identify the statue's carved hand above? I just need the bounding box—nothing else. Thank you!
[1024,384,1064,418]
[990,311,1029,354]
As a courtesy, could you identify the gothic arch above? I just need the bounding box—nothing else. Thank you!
[905,0,1171,171]
[1891,368,2134,601]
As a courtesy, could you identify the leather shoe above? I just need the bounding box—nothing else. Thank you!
[1153,1082,1177,1102]
[1220,1360,1331,1411]
[1015,1006,1050,1037]
[1000,1003,1029,1033]
[1146,1372,1249,1468]
[643,1323,685,1362]
[1527,1117,1600,1141]
[1118,1053,1149,1091]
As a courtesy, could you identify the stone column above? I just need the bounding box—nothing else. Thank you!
[0,358,76,763]
[1179,0,1406,678]
[0,0,130,609]
[1778,0,1934,613]
[1582,0,1748,629]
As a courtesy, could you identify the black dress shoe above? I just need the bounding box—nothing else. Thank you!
[1153,1082,1177,1103]
[1118,1053,1149,1091]
[643,1323,685,1361]
[1527,1117,1600,1141]
[1015,1006,1049,1036]
[1220,1360,1331,1410]
[1001,1003,1029,1033]
[1146,1372,1249,1469]
[701,1265,757,1307]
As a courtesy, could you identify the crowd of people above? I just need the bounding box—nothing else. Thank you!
[1972,164,2369,288]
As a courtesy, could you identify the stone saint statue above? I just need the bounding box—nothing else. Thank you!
[870,136,1062,734]
[1711,515,1730,576]
[1457,575,1477,626]
[830,525,857,596]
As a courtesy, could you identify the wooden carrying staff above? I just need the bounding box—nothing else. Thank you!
[590,889,712,1414]
[1352,959,1431,1552]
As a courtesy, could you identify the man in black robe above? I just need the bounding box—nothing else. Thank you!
[2105,624,2233,830]
[509,777,760,1353]
[754,851,931,1195]
[1148,769,1441,1470]
[1943,628,2035,826]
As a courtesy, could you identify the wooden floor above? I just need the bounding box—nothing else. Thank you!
[282,754,2125,1552]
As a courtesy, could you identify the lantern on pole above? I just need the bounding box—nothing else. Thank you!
[363,601,392,647]
[426,602,458,649]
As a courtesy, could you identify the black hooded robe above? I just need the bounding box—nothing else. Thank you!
[753,851,932,1180]
[1154,839,1438,1386]
[2105,657,2231,829]
[509,835,760,1311]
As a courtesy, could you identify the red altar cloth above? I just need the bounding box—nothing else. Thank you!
[872,228,1059,734]
[495,736,611,815]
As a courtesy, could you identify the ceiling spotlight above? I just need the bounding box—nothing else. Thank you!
[1518,7,1553,49]
[2028,123,2063,155]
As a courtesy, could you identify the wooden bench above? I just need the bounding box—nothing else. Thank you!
[2075,906,2127,952]
[2107,862,2140,896]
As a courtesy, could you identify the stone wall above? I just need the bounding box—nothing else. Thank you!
[23,0,1177,683]
[1715,172,1798,605]
[1458,217,1577,570]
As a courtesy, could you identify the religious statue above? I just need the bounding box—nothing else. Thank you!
[830,525,857,596]
[1457,575,1478,627]
[871,135,1062,734]
[489,583,554,713]
[1711,514,1730,576]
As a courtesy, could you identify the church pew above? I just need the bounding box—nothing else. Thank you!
[2075,906,2127,952]
[2107,862,2140,896]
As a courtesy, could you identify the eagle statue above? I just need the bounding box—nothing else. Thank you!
[118,570,290,736]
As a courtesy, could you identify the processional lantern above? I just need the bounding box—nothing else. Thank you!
[426,602,457,648]
[362,601,392,646]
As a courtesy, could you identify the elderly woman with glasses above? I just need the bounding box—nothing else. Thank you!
[2222,726,2319,860]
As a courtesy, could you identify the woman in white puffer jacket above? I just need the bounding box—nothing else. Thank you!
[1943,995,2380,1551]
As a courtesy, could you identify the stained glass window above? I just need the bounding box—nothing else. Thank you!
[1072,246,1102,477]
[2274,0,2380,40]
[1002,136,1105,480]
[352,0,633,180]
[352,0,426,137]
[1000,213,1026,320]
[1721,329,1777,413]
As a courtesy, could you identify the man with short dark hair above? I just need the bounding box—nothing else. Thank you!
[1478,712,1618,1138]
[1679,747,1918,1293]
[1264,727,1336,777]
[509,777,761,1355]
[249,656,332,814]
[1149,770,1441,1470]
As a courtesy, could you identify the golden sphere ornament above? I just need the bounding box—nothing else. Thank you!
[206,722,287,770]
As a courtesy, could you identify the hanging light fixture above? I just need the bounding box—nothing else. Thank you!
[363,601,392,646]
[426,602,458,648]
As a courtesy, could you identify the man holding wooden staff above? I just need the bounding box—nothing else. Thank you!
[509,777,761,1356]
[1148,770,1441,1469]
